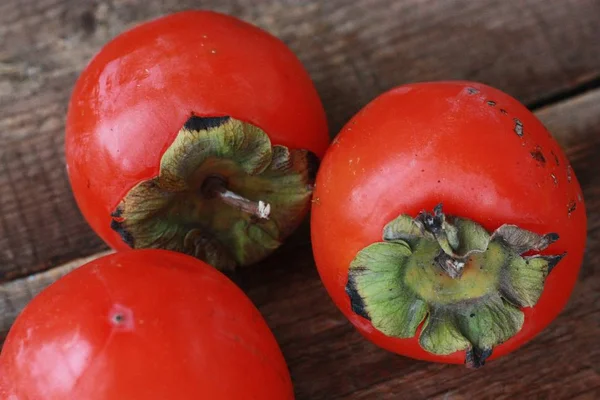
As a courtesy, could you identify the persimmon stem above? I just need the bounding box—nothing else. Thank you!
[216,188,271,219]
[203,176,271,219]
[435,252,465,279]
[417,204,466,279]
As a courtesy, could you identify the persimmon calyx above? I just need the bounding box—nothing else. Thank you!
[346,204,564,368]
[110,116,318,271]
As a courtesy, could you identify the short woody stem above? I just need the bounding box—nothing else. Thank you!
[417,204,466,279]
[216,188,271,219]
[203,176,271,219]
[435,252,465,279]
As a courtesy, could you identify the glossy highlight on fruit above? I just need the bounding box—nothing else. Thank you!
[65,11,328,270]
[311,81,586,367]
[0,250,294,399]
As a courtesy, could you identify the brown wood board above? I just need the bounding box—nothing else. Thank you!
[1,1,600,398]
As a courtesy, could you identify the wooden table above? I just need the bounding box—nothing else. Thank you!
[1,0,599,398]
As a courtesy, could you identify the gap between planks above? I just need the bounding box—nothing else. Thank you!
[0,250,113,339]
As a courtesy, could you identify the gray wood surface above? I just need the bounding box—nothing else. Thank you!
[1,1,599,398]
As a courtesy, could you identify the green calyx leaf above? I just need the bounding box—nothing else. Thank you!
[347,205,564,368]
[111,116,318,271]
[346,241,428,338]
[419,295,524,368]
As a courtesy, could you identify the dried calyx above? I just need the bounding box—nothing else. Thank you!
[111,116,318,271]
[346,204,564,368]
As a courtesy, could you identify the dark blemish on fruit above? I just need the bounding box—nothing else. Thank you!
[346,272,370,320]
[184,115,230,131]
[551,150,560,166]
[466,87,479,95]
[547,253,566,273]
[567,200,577,215]
[421,169,425,173]
[86,179,91,189]
[109,305,135,331]
[437,180,441,183]
[566,166,572,183]
[465,347,492,369]
[487,100,496,107]
[551,174,558,185]
[500,109,508,115]
[110,207,123,219]
[110,219,135,248]
[530,147,546,164]
[514,118,524,137]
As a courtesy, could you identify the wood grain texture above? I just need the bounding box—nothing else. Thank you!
[2,88,599,399]
[1,0,600,398]
[0,250,113,336]
[1,0,600,282]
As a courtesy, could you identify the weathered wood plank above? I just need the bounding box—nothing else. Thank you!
[536,89,600,235]
[2,88,599,399]
[0,250,113,337]
[1,0,600,282]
